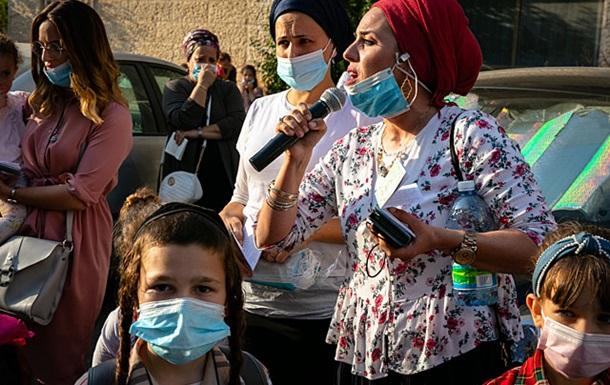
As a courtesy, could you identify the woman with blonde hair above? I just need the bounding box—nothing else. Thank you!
[0,1,132,383]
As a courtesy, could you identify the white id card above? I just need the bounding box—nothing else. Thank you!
[384,182,424,211]
[374,160,407,208]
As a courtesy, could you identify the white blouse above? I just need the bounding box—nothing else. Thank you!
[272,105,556,378]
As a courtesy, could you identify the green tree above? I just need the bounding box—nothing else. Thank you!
[0,0,7,33]
[254,0,375,94]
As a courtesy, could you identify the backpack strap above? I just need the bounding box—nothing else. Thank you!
[87,359,116,385]
[219,346,268,385]
[450,112,465,182]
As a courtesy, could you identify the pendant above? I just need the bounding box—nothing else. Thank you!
[379,165,389,177]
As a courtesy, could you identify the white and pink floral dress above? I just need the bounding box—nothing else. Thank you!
[272,105,555,379]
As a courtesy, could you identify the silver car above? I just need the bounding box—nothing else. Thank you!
[12,53,187,216]
[451,66,610,227]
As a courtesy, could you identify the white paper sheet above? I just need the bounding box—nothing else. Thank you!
[164,133,188,161]
[239,216,262,271]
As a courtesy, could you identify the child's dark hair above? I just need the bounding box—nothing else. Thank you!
[219,51,231,62]
[113,187,162,260]
[536,222,610,313]
[0,33,21,68]
[115,204,244,385]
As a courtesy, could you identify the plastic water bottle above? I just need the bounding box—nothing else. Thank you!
[446,180,498,306]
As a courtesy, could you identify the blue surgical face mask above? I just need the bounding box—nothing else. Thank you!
[276,40,333,91]
[346,54,421,118]
[129,297,230,365]
[193,64,217,81]
[43,61,72,88]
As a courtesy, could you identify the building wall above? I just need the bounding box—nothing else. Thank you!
[9,0,273,70]
[9,0,610,68]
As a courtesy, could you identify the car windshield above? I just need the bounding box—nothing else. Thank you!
[447,90,610,225]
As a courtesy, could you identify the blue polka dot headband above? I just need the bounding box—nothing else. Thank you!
[532,231,610,296]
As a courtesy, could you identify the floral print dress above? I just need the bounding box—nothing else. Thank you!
[272,105,555,379]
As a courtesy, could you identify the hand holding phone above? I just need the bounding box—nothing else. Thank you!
[367,207,416,248]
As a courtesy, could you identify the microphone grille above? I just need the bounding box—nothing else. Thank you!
[320,87,347,113]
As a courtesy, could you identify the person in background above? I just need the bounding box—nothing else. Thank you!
[77,202,270,385]
[218,51,237,82]
[239,64,264,112]
[0,33,28,244]
[91,187,162,367]
[0,1,133,383]
[254,0,556,384]
[484,222,610,385]
[220,1,378,384]
[162,29,245,212]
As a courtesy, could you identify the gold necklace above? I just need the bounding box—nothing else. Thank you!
[376,136,410,177]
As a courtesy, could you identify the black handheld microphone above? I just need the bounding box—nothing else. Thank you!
[249,87,347,172]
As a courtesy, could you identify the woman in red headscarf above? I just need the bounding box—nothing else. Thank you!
[255,0,556,384]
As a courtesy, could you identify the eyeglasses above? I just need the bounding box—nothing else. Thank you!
[32,41,66,58]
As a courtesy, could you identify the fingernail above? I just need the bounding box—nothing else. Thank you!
[309,121,317,128]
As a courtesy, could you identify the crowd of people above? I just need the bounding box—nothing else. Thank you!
[0,0,609,385]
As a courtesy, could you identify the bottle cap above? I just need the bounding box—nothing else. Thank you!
[457,180,475,192]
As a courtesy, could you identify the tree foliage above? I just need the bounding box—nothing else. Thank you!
[254,0,375,94]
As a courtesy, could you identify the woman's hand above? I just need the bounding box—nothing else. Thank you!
[369,208,441,263]
[174,129,200,145]
[277,103,327,163]
[197,64,217,89]
[219,202,245,244]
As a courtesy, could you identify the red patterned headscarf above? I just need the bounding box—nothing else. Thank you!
[373,0,482,107]
[181,28,220,60]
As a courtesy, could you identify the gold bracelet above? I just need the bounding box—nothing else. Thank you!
[267,180,298,201]
[265,195,297,211]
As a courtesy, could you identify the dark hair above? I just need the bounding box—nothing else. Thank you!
[537,222,610,313]
[115,204,244,385]
[113,187,162,260]
[241,64,259,89]
[219,51,232,62]
[0,33,21,69]
[29,0,125,124]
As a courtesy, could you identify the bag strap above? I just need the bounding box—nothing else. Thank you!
[194,96,213,174]
[87,359,116,385]
[450,112,465,182]
[61,128,90,245]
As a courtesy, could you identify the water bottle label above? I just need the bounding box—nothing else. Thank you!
[452,264,497,290]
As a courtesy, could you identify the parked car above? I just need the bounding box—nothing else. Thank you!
[11,52,187,217]
[450,67,610,228]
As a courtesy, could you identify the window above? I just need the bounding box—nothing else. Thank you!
[149,66,186,96]
[461,0,604,68]
[118,64,157,134]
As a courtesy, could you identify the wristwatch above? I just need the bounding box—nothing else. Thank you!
[452,231,478,265]
[197,127,203,138]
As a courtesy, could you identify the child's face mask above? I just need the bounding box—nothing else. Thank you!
[538,311,610,379]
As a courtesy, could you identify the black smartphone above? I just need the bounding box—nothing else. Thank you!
[0,162,20,176]
[368,207,416,248]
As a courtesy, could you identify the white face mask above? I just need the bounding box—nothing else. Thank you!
[538,312,610,379]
